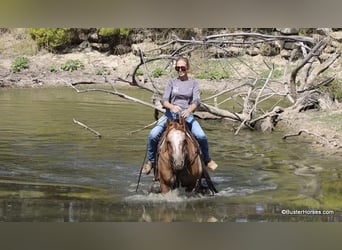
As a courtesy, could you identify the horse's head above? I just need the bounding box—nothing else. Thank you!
[165,118,188,171]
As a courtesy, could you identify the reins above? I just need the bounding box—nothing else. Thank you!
[135,140,148,192]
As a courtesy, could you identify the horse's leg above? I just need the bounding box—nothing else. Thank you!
[159,181,171,193]
[158,165,175,194]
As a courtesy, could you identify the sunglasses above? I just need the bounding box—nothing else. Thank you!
[175,66,187,72]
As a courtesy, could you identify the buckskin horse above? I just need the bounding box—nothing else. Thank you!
[153,117,218,194]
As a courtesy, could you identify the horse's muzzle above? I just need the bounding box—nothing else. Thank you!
[172,159,185,171]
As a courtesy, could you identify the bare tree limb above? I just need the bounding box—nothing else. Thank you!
[306,52,340,85]
[73,118,102,138]
[289,39,328,99]
[128,120,158,135]
[282,129,337,146]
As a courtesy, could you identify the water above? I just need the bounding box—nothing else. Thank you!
[0,87,341,221]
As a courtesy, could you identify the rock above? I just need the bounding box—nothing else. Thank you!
[317,28,332,36]
[113,44,131,55]
[283,41,297,50]
[280,49,291,59]
[132,42,160,56]
[246,47,259,56]
[277,28,300,35]
[330,31,342,42]
[259,43,280,56]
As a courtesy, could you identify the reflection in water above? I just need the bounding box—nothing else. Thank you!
[1,197,339,222]
[0,87,342,221]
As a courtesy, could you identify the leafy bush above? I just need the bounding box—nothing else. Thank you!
[98,28,130,37]
[152,67,165,78]
[28,28,71,51]
[48,65,58,73]
[95,66,111,76]
[61,59,84,72]
[11,56,30,73]
[136,69,144,76]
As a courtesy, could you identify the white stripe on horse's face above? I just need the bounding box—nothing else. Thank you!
[168,128,186,169]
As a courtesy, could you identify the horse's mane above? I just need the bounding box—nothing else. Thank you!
[166,118,186,132]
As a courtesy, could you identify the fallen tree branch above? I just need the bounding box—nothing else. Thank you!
[282,129,331,145]
[235,64,274,135]
[289,39,328,98]
[73,118,102,138]
[128,120,158,135]
[70,83,166,113]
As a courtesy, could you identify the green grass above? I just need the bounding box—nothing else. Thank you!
[311,112,342,132]
[193,59,231,80]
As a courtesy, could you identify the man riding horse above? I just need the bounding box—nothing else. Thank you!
[143,57,218,176]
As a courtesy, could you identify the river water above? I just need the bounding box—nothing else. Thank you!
[0,87,341,222]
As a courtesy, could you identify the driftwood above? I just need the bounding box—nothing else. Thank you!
[282,129,341,148]
[70,31,340,137]
[73,118,102,138]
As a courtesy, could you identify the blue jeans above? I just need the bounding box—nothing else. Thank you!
[147,110,211,164]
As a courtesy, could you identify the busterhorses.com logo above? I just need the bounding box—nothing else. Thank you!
[281,209,335,215]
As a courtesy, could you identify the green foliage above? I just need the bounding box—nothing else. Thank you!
[28,28,71,51]
[195,68,230,80]
[136,69,144,76]
[95,66,111,76]
[320,79,342,102]
[98,28,130,37]
[260,67,284,79]
[48,65,58,73]
[11,56,30,73]
[194,59,230,80]
[61,59,84,72]
[152,67,165,78]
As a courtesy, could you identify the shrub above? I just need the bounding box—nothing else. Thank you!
[193,59,230,80]
[48,65,58,73]
[136,69,144,76]
[11,56,30,73]
[152,67,165,78]
[195,69,230,80]
[28,28,71,51]
[98,28,130,37]
[95,66,111,76]
[61,59,84,72]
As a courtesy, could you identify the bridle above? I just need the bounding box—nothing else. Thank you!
[159,124,201,175]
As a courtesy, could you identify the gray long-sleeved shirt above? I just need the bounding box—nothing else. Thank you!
[161,77,201,110]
